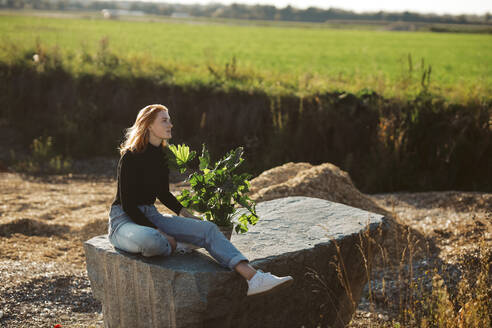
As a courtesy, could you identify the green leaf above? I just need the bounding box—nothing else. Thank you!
[235,213,251,233]
[212,147,243,172]
[199,143,211,171]
[226,147,244,171]
[168,144,196,170]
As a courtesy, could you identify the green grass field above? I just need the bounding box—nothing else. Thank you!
[1,11,491,102]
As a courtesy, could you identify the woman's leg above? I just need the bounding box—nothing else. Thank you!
[109,220,173,257]
[234,260,257,280]
[145,209,249,271]
[109,206,293,296]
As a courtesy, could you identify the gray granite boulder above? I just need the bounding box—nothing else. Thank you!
[84,196,388,328]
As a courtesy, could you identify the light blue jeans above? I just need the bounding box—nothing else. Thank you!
[107,204,249,270]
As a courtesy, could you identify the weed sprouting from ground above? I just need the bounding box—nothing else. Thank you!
[9,136,72,174]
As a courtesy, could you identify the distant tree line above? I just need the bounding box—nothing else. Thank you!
[2,0,491,25]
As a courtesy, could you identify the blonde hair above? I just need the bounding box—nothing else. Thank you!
[118,104,169,156]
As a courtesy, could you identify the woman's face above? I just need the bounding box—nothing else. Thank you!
[149,110,173,141]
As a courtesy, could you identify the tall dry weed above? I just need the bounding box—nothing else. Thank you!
[316,208,491,328]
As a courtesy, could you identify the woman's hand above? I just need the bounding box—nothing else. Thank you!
[179,207,202,220]
[157,229,177,252]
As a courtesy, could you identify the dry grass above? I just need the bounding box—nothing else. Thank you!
[343,192,492,327]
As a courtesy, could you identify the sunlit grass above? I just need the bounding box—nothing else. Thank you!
[1,13,491,102]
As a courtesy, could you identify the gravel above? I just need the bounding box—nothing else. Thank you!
[0,260,103,328]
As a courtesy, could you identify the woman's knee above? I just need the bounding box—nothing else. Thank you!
[141,230,172,257]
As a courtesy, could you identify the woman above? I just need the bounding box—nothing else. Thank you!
[108,104,294,296]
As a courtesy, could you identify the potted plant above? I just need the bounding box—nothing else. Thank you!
[165,143,259,239]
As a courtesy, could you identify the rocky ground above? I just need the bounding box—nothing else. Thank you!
[0,163,490,327]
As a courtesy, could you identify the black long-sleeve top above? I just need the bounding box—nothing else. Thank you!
[111,142,184,228]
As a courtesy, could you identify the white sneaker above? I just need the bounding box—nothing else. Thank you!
[174,242,201,254]
[247,270,294,296]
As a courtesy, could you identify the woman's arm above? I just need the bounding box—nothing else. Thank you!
[178,207,202,220]
[157,154,201,220]
[156,163,185,216]
[156,186,184,216]
[119,153,156,228]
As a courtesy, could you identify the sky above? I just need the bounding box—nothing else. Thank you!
[160,0,492,16]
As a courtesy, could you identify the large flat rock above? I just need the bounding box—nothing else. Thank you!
[84,196,388,328]
[232,196,384,258]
